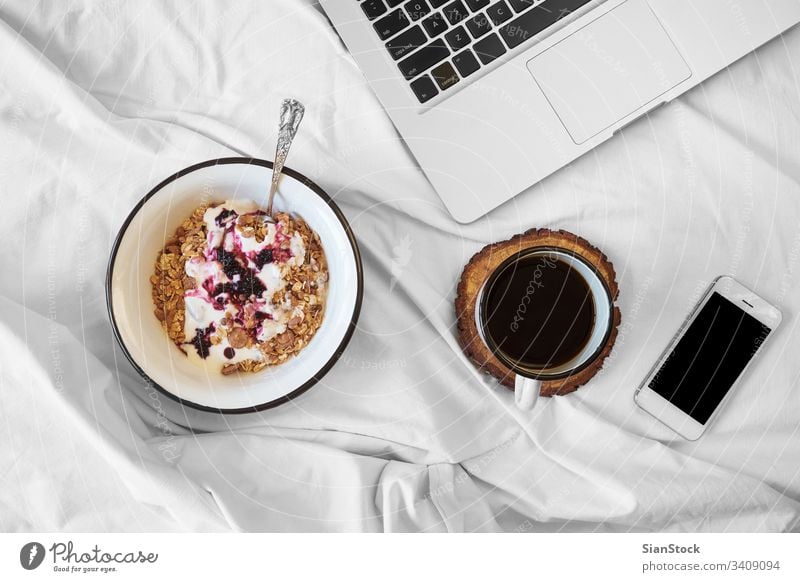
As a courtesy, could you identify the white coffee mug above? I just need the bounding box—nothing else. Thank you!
[475,248,613,411]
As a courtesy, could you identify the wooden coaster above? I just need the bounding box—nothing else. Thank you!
[455,229,621,397]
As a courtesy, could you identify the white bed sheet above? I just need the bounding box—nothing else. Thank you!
[0,0,799,532]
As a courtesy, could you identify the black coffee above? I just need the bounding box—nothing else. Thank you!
[483,254,595,369]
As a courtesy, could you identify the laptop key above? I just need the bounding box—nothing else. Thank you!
[487,1,513,25]
[387,25,427,60]
[398,38,450,79]
[452,49,480,77]
[404,0,431,21]
[374,9,411,40]
[465,0,490,10]
[410,75,439,103]
[466,13,492,38]
[443,0,469,25]
[431,61,460,90]
[430,0,450,7]
[500,0,592,49]
[507,0,535,11]
[422,12,448,37]
[473,32,507,64]
[386,0,405,6]
[362,0,388,20]
[444,25,470,50]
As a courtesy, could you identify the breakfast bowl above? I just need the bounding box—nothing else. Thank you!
[106,157,363,413]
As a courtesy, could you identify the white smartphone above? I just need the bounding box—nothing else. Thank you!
[634,276,781,440]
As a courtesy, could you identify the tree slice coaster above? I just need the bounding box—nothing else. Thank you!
[455,229,621,397]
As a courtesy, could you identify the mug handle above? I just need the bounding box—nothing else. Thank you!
[514,376,541,411]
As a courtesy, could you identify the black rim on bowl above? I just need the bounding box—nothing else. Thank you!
[105,157,364,414]
[477,246,613,382]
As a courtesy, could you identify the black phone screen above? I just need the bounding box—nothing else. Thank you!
[648,292,771,424]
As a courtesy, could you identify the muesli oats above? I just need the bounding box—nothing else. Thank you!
[150,200,328,374]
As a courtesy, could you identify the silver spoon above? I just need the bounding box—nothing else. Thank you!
[264,98,305,221]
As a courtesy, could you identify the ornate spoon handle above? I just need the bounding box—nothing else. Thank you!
[266,98,305,218]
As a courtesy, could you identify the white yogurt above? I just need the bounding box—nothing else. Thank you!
[180,200,308,370]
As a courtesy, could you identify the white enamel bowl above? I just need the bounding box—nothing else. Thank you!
[106,158,363,413]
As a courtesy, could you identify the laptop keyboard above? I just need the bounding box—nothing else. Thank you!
[358,0,594,103]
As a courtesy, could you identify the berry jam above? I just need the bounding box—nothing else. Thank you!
[254,248,274,268]
[215,208,237,226]
[216,247,245,279]
[210,272,265,301]
[189,326,214,359]
[236,269,266,299]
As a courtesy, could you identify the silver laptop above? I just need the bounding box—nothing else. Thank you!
[320,0,800,223]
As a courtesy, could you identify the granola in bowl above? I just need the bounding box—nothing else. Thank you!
[150,200,328,375]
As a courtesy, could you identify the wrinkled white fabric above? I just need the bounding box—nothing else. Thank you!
[0,0,799,532]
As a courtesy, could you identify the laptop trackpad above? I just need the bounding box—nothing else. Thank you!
[527,0,691,144]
